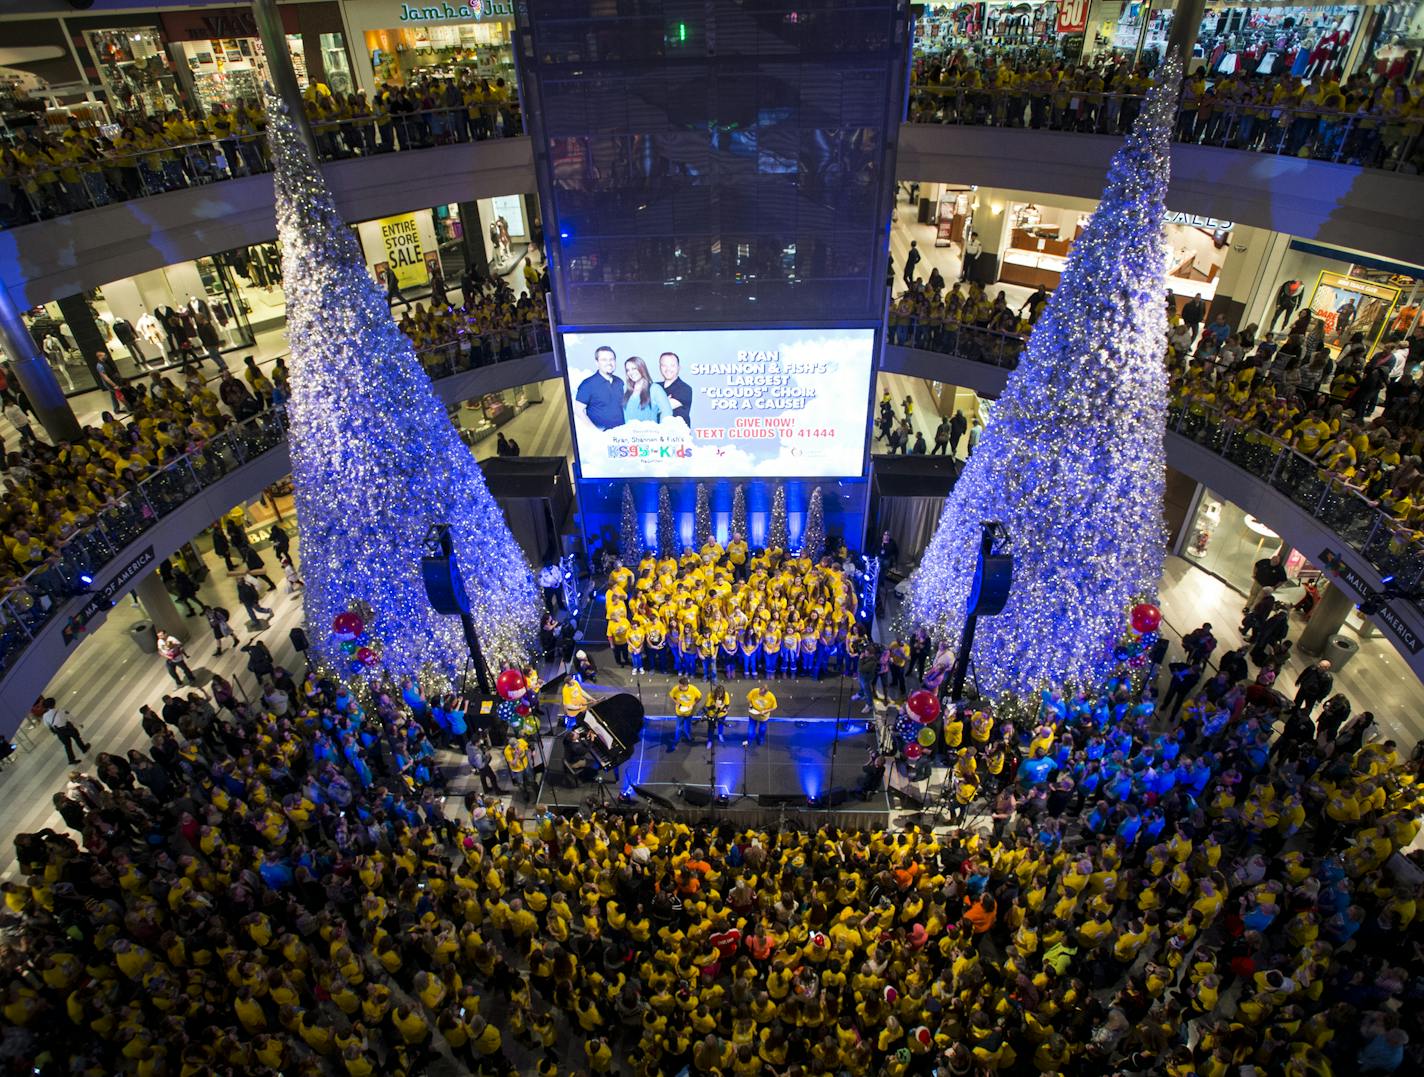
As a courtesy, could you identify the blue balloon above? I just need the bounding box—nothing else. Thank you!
[349,660,365,674]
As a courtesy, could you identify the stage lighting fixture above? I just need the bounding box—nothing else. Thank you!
[78,572,93,586]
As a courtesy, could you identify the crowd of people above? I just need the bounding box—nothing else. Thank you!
[393,265,551,379]
[909,50,1424,169]
[600,541,862,683]
[0,77,521,227]
[885,243,1424,563]
[1168,299,1424,554]
[0,283,546,623]
[2,590,1421,1076]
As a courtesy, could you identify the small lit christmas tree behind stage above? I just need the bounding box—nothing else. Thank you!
[268,97,539,678]
[907,58,1181,698]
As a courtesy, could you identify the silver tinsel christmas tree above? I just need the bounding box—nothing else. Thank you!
[694,484,712,549]
[657,485,676,558]
[906,58,1180,697]
[800,486,825,561]
[768,486,788,552]
[266,95,539,677]
[620,484,641,563]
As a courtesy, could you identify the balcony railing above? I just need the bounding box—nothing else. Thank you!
[0,321,553,682]
[1,103,523,228]
[906,84,1423,174]
[887,316,1424,601]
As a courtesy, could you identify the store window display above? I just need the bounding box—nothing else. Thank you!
[915,1,1082,59]
[364,21,515,88]
[18,307,97,395]
[1184,490,1289,595]
[457,382,547,456]
[84,28,182,119]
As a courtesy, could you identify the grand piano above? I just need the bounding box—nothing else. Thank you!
[563,691,644,783]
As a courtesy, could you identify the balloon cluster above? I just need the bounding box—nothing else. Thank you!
[1112,603,1161,670]
[494,668,537,737]
[331,610,380,675]
[896,689,941,760]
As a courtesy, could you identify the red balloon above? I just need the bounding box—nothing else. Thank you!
[332,611,364,641]
[906,689,941,725]
[515,700,532,716]
[1130,603,1162,634]
[495,668,527,701]
[355,646,378,666]
[904,742,923,760]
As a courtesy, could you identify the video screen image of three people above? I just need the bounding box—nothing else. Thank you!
[573,345,693,431]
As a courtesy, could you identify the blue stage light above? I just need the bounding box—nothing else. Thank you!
[78,573,93,586]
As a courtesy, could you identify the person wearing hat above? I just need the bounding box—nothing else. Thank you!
[573,649,599,682]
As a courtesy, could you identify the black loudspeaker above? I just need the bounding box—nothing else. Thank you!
[422,555,470,615]
[680,785,717,807]
[967,554,1014,617]
[757,791,805,808]
[631,785,679,812]
[289,627,310,653]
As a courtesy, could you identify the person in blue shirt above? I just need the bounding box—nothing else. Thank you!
[574,345,626,430]
[622,355,674,424]
[1017,750,1057,786]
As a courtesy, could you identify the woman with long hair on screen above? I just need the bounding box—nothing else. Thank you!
[622,356,674,423]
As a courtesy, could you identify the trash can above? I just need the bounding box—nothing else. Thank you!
[1325,634,1359,671]
[129,621,158,654]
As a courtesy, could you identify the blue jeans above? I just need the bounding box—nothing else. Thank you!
[674,715,695,745]
[748,718,768,745]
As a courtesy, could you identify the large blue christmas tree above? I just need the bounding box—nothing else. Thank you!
[267,97,539,678]
[907,58,1181,697]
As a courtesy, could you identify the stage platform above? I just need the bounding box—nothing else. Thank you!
[534,663,899,822]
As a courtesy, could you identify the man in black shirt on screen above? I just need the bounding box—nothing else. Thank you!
[659,351,694,427]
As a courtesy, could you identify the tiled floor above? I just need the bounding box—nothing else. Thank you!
[1156,554,1424,748]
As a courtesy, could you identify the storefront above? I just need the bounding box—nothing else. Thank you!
[0,4,355,127]
[457,382,546,456]
[339,0,517,93]
[16,240,285,394]
[1098,2,1368,76]
[155,4,353,113]
[998,199,1233,300]
[1183,487,1290,593]
[915,1,1090,58]
[1243,239,1422,357]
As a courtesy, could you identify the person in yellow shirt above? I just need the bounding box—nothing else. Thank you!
[669,675,703,750]
[562,676,594,729]
[504,737,535,798]
[746,682,776,746]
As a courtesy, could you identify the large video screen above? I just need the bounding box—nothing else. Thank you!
[563,328,875,479]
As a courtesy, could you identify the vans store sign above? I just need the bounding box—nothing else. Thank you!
[397,0,515,22]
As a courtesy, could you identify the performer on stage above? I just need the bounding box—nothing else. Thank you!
[745,682,777,746]
[703,683,730,749]
[562,675,594,730]
[669,675,702,752]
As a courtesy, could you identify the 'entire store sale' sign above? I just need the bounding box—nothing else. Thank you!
[379,212,427,289]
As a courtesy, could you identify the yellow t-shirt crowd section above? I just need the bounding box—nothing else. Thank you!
[602,542,863,679]
[1,640,1420,1076]
[910,52,1424,167]
[0,77,519,224]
